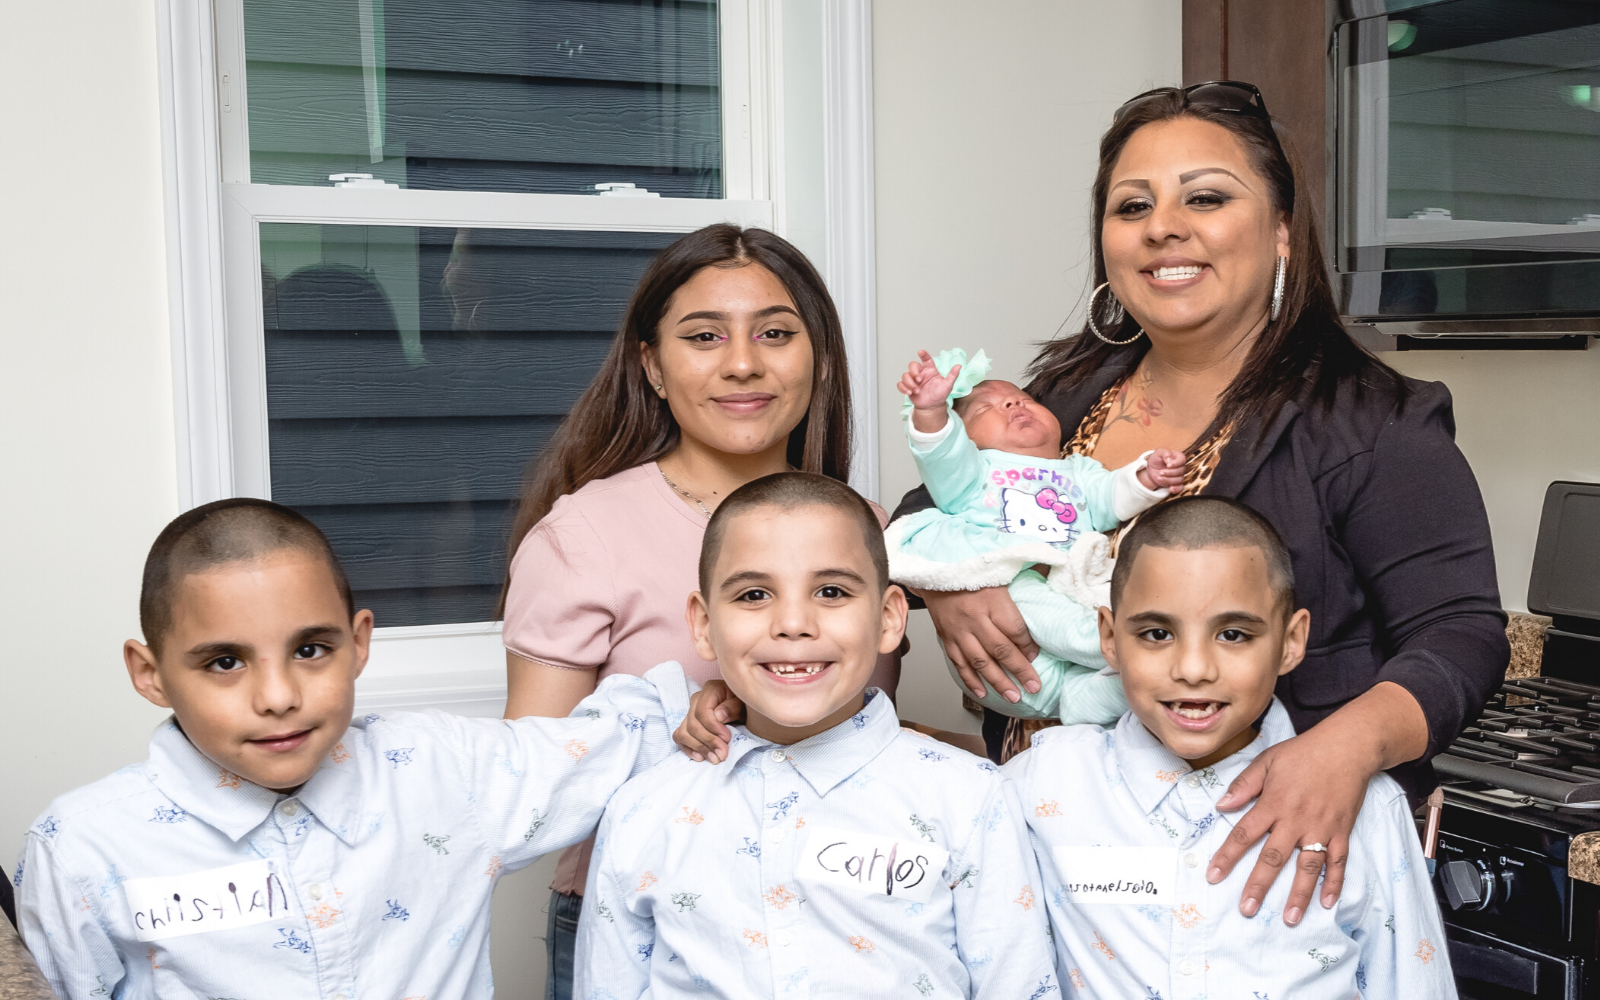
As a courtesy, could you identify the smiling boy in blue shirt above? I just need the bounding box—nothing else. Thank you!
[16,498,688,1000]
[575,472,1055,1000]
[1005,496,1455,999]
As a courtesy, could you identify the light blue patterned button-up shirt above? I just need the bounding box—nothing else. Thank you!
[1004,699,1457,1000]
[574,687,1058,1000]
[16,662,690,1000]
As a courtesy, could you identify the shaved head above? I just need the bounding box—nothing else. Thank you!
[699,473,887,596]
[1111,496,1294,616]
[139,498,352,655]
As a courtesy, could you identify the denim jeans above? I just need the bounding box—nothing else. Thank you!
[544,890,581,1000]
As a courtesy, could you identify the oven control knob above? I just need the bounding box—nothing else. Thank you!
[1440,859,1495,912]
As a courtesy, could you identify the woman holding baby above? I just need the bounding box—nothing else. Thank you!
[499,224,895,1000]
[897,83,1508,928]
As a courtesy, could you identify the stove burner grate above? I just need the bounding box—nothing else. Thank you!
[1435,677,1600,803]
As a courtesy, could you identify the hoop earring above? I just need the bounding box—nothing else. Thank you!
[1270,255,1288,322]
[1087,282,1144,346]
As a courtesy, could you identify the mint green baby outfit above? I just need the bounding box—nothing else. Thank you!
[888,414,1164,723]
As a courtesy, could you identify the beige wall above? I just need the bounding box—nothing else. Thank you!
[872,0,1185,733]
[0,3,177,860]
[1383,348,1600,614]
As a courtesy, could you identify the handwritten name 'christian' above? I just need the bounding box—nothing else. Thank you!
[123,860,294,942]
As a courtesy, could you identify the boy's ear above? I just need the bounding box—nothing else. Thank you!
[125,639,171,709]
[1278,608,1311,677]
[350,609,374,680]
[877,585,910,656]
[1097,606,1120,673]
[687,591,718,662]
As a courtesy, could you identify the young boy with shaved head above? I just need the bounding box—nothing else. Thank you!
[16,498,691,1000]
[575,473,1056,999]
[1005,496,1455,999]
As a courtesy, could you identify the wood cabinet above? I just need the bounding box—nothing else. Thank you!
[1182,0,1331,227]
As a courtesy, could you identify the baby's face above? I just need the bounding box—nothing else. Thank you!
[957,381,1063,455]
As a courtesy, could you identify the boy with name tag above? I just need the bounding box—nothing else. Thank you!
[16,499,690,1000]
[574,473,1055,999]
[1005,496,1455,999]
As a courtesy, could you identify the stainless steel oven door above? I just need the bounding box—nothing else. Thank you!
[1334,0,1600,331]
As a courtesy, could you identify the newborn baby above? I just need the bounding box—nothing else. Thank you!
[890,348,1185,722]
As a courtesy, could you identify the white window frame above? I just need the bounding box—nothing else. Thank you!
[155,0,877,713]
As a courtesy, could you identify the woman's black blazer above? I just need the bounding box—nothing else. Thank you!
[892,349,1510,800]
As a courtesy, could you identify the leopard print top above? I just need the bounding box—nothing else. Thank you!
[997,377,1236,762]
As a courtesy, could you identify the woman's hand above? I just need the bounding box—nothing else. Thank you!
[1207,681,1428,924]
[1206,723,1369,925]
[674,680,746,763]
[919,587,1041,702]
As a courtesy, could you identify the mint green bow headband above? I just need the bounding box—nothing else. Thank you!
[900,347,993,420]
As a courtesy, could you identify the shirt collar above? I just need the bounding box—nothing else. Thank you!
[725,688,900,796]
[142,716,369,847]
[294,725,368,847]
[1112,698,1296,816]
[144,717,281,843]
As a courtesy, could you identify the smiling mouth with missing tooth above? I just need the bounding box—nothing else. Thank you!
[763,662,829,677]
[1166,700,1224,720]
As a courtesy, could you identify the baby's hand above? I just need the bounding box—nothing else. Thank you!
[896,350,961,412]
[1139,448,1186,491]
[673,680,746,764]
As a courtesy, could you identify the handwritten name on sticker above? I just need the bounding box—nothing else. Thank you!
[1050,846,1177,905]
[800,826,951,903]
[123,860,294,942]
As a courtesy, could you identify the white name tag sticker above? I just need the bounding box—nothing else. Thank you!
[799,826,950,903]
[123,860,295,942]
[1051,846,1177,905]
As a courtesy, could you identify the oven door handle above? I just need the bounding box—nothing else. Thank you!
[1448,938,1540,995]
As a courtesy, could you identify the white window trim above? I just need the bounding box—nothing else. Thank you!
[155,0,878,713]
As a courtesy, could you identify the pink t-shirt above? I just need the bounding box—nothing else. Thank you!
[503,460,890,895]
[504,462,716,687]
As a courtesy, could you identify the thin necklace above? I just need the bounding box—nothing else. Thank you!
[659,467,712,518]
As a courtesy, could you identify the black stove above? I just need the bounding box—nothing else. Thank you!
[1429,482,1600,998]
[1434,677,1600,998]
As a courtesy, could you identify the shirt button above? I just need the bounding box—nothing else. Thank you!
[776,931,793,947]
[333,994,347,1000]
[765,827,786,844]
[1185,775,1201,788]
[309,884,323,900]
[1184,853,1199,869]
[1180,960,1195,976]
[280,801,298,816]
[769,749,787,763]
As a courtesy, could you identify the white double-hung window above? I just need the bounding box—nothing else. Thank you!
[157,0,875,713]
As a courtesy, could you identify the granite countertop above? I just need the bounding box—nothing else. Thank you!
[0,921,55,1000]
[1506,611,1552,680]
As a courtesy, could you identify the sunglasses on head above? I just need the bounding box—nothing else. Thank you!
[1113,80,1291,199]
[1113,80,1273,124]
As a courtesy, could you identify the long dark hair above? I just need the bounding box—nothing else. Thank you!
[1028,90,1402,440]
[502,224,852,593]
